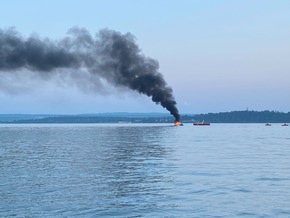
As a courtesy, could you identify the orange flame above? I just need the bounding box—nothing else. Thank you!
[174,121,182,126]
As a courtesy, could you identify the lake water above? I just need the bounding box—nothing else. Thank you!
[1,123,290,217]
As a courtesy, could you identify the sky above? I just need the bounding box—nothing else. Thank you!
[0,0,290,114]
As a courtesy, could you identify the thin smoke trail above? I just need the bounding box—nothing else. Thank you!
[0,27,180,121]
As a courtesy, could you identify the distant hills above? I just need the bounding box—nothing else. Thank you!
[0,113,174,123]
[0,110,289,123]
[182,110,290,123]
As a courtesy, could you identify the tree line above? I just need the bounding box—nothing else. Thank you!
[182,110,290,123]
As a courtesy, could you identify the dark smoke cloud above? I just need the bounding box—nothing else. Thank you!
[0,27,180,121]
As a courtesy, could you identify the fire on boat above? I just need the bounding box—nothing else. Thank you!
[174,121,183,126]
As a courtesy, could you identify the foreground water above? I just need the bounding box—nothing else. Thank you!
[1,123,290,217]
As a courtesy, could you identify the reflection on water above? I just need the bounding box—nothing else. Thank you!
[94,126,176,211]
[0,124,178,217]
[1,123,290,217]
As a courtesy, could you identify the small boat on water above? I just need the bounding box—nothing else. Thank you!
[282,123,289,126]
[174,121,183,126]
[265,123,271,126]
[193,120,210,126]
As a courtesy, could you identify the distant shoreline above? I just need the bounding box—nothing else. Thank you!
[0,110,289,124]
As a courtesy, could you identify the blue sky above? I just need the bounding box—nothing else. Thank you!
[1,0,290,114]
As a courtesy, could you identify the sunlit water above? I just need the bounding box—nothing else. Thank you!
[1,123,290,217]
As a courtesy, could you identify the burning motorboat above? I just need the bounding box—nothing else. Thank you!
[174,121,183,126]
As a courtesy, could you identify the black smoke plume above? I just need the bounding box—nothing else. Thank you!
[0,27,180,121]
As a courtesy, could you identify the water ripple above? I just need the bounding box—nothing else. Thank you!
[1,124,290,217]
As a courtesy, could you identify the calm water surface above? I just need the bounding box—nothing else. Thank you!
[1,123,290,217]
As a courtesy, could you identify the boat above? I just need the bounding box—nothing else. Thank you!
[265,123,271,126]
[282,123,289,126]
[193,120,210,126]
[174,121,183,126]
